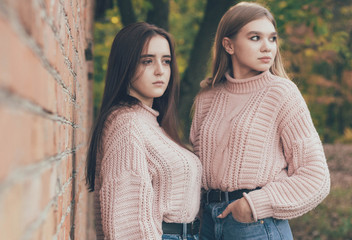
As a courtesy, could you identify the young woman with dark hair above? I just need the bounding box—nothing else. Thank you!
[86,22,201,240]
[190,2,330,239]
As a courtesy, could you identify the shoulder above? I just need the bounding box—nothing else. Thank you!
[103,106,143,138]
[269,75,300,94]
[195,84,223,105]
[266,75,304,103]
[192,86,222,120]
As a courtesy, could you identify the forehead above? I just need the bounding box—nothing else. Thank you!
[239,17,276,34]
[142,35,170,54]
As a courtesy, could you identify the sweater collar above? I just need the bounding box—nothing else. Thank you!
[134,103,160,125]
[224,70,273,94]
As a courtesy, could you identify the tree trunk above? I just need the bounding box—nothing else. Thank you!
[179,0,235,139]
[117,0,137,26]
[95,0,114,20]
[146,0,170,31]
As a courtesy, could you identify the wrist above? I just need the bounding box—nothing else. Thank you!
[241,197,254,220]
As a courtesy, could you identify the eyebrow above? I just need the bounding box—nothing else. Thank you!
[246,31,277,36]
[140,54,171,58]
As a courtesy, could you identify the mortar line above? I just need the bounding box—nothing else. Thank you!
[0,144,84,195]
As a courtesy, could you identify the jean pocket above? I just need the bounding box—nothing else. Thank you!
[272,219,293,239]
[224,216,267,239]
[229,214,261,227]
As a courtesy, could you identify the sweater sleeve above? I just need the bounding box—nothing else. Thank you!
[99,118,161,239]
[244,84,330,221]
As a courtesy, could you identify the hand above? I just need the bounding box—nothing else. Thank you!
[217,197,254,223]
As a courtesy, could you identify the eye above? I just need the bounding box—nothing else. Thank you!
[162,58,171,65]
[141,59,153,65]
[250,35,260,41]
[270,36,277,42]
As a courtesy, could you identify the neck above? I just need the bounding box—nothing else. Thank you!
[128,93,154,107]
[224,70,273,94]
[232,68,262,79]
[145,100,153,108]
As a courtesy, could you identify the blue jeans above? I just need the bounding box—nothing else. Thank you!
[162,233,199,240]
[200,201,293,240]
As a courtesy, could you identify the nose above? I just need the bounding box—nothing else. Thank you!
[154,60,164,76]
[261,39,272,52]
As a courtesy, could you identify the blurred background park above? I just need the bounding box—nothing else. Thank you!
[93,0,352,239]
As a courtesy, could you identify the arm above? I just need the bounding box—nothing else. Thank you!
[99,119,161,239]
[244,85,330,221]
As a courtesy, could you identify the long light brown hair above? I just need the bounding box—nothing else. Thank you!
[202,2,288,89]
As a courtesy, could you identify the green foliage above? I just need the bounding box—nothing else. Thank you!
[93,4,123,115]
[337,128,352,144]
[260,0,352,143]
[169,0,206,75]
[93,0,352,143]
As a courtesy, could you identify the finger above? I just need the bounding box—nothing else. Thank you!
[217,207,230,218]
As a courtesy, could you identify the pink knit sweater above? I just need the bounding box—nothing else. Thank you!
[95,104,202,240]
[190,70,330,221]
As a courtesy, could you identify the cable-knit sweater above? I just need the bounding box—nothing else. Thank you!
[95,104,202,240]
[190,70,330,221]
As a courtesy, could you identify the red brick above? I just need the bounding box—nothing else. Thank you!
[51,0,61,31]
[0,0,94,239]
[0,21,61,114]
[36,204,57,240]
[43,22,60,69]
[0,107,57,179]
[0,102,80,180]
[0,183,24,240]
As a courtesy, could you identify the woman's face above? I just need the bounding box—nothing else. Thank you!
[129,35,171,107]
[223,17,277,79]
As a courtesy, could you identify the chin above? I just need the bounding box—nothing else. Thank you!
[152,93,166,99]
[156,90,167,97]
[255,67,271,72]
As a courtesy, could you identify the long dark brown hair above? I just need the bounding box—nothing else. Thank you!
[86,22,181,191]
[202,2,288,88]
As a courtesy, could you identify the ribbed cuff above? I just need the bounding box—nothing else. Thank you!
[243,189,273,221]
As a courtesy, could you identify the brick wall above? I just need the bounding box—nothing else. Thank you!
[0,0,95,239]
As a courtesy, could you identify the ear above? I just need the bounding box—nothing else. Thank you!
[222,37,235,55]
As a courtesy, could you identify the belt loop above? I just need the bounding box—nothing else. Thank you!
[225,191,229,202]
[182,223,187,240]
[206,190,210,204]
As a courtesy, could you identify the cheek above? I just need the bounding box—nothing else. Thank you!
[273,47,278,58]
[164,66,171,79]
[272,42,278,52]
[132,66,145,82]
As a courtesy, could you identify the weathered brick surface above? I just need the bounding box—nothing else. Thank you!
[0,0,95,239]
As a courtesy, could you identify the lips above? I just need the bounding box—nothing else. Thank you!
[258,56,272,63]
[153,81,164,85]
[259,56,271,60]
